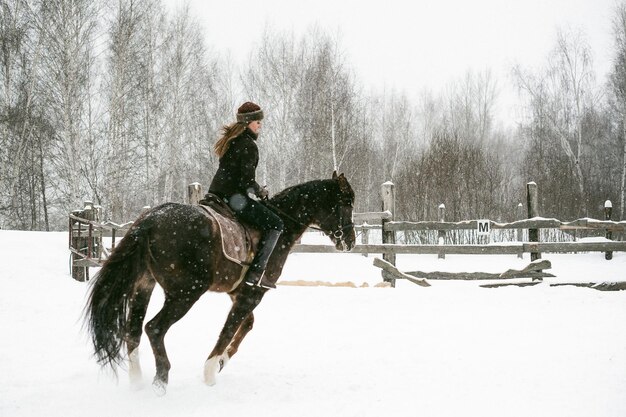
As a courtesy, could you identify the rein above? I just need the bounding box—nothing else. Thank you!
[264,200,354,239]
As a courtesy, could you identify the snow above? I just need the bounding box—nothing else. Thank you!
[2,229,626,417]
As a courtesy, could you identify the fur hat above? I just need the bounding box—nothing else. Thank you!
[237,102,264,123]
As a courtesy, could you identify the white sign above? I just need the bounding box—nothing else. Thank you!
[477,220,490,236]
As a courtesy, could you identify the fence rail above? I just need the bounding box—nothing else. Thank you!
[68,203,132,281]
[293,241,626,254]
[384,218,626,232]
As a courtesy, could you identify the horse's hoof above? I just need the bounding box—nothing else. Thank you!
[204,357,219,386]
[129,369,144,389]
[128,349,143,387]
[152,379,167,396]
[204,369,217,386]
[204,353,229,386]
[130,379,145,391]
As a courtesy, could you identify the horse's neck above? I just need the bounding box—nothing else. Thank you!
[277,204,312,243]
[271,180,333,240]
[265,182,331,281]
[271,183,328,239]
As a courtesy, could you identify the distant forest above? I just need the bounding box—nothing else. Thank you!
[2,0,626,230]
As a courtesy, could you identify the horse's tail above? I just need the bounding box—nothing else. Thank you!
[84,219,150,370]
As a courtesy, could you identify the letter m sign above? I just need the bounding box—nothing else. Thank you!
[477,220,490,236]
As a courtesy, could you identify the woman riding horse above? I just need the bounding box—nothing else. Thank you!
[85,169,356,394]
[209,102,282,289]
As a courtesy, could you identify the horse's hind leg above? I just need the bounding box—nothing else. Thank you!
[125,275,156,386]
[204,287,264,386]
[144,293,201,395]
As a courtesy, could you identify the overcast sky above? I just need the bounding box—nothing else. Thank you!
[165,0,618,121]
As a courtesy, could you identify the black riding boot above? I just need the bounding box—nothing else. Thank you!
[244,229,282,289]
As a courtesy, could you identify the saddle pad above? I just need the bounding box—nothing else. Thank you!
[199,193,236,218]
[197,205,252,266]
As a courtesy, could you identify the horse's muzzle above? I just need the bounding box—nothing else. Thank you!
[334,235,355,252]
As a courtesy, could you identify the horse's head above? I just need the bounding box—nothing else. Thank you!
[317,171,356,251]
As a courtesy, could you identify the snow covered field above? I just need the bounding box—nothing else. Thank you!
[1,230,626,417]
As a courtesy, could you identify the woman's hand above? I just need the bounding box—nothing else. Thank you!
[246,186,269,201]
[258,186,269,200]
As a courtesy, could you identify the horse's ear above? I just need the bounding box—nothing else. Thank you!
[336,173,351,194]
[332,170,338,180]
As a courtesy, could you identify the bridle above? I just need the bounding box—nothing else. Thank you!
[317,202,355,240]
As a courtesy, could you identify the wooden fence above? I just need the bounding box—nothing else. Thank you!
[292,181,626,286]
[295,182,626,253]
[69,181,626,283]
[69,201,132,281]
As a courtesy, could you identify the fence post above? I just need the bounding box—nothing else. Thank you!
[361,221,369,257]
[70,209,85,282]
[188,182,202,205]
[93,205,103,259]
[381,181,396,287]
[605,200,613,260]
[516,203,523,259]
[526,182,541,261]
[71,201,96,282]
[438,203,446,259]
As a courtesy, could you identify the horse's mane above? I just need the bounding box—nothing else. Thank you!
[269,179,338,207]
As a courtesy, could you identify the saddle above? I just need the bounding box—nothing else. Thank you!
[197,194,255,266]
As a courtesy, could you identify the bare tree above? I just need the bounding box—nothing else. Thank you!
[609,2,626,219]
[33,0,102,227]
[155,4,225,204]
[241,27,302,191]
[371,89,415,182]
[443,69,498,143]
[394,69,508,224]
[241,27,367,197]
[101,0,168,220]
[0,0,54,229]
[515,28,601,215]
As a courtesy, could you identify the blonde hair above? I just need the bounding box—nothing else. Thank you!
[214,122,246,158]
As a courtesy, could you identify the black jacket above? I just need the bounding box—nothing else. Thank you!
[209,128,262,198]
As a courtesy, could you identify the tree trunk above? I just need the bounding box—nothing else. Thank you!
[621,112,626,220]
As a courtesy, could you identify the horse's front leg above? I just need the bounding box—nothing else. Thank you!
[204,285,264,386]
[226,311,254,359]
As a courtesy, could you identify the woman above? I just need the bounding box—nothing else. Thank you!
[208,102,284,289]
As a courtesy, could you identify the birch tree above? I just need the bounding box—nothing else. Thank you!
[102,0,170,220]
[515,28,601,215]
[610,2,626,219]
[35,0,102,226]
[241,28,302,190]
[0,0,56,229]
[156,5,225,204]
[372,90,415,182]
[445,69,497,143]
[294,29,359,181]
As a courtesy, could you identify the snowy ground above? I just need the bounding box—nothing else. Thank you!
[1,230,626,417]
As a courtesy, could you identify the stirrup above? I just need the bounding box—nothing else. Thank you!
[244,269,276,289]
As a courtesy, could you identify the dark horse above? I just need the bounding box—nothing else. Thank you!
[85,172,355,395]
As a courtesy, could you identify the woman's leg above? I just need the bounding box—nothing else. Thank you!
[228,194,284,288]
